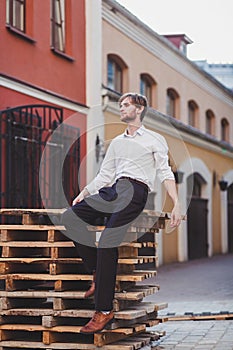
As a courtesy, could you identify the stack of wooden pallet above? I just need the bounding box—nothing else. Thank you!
[0,208,168,349]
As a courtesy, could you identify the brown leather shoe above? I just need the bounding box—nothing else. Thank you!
[84,272,96,298]
[80,311,114,334]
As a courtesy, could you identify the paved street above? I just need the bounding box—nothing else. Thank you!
[150,320,233,350]
[140,253,233,349]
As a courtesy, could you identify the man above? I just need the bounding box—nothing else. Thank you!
[62,92,181,333]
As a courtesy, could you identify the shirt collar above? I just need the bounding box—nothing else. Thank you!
[124,124,145,137]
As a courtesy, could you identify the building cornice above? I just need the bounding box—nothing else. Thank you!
[0,74,89,114]
[103,0,233,107]
[145,108,233,159]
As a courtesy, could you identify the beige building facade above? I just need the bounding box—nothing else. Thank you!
[98,0,233,265]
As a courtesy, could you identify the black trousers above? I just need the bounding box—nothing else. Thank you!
[61,178,148,311]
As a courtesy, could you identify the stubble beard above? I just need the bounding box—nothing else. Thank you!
[120,114,137,124]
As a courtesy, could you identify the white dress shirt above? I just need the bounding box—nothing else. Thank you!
[85,125,174,194]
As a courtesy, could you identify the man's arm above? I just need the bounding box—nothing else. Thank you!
[163,179,181,227]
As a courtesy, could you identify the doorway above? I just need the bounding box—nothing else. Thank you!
[187,173,208,259]
[227,183,233,253]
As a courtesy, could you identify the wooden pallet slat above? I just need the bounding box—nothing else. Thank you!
[0,322,146,346]
[0,285,158,300]
[0,341,96,350]
[2,270,157,290]
[167,313,233,321]
[0,329,165,349]
[94,324,146,347]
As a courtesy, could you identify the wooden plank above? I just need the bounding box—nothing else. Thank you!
[114,309,146,320]
[1,309,98,319]
[94,324,146,347]
[0,308,54,317]
[0,241,74,247]
[0,257,156,265]
[114,302,166,320]
[130,284,160,292]
[87,225,159,233]
[0,257,82,264]
[4,271,157,282]
[22,213,37,225]
[167,313,233,321]
[118,247,139,258]
[125,334,151,346]
[0,333,166,349]
[4,278,86,292]
[133,302,168,312]
[0,306,163,321]
[144,319,160,327]
[0,286,158,302]
[156,316,169,323]
[0,323,145,346]
[0,241,144,249]
[0,290,87,299]
[110,338,144,350]
[0,329,8,341]
[0,327,165,349]
[0,208,65,216]
[0,225,64,230]
[142,210,166,217]
[119,242,142,248]
[0,208,167,217]
[115,286,159,301]
[0,341,97,349]
[3,278,155,293]
[43,330,57,345]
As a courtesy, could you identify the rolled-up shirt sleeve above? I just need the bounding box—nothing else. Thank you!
[85,142,116,195]
[154,137,175,183]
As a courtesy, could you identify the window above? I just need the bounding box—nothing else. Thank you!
[206,109,215,135]
[6,0,25,32]
[188,100,198,127]
[107,55,127,93]
[108,58,122,92]
[140,73,155,107]
[51,0,65,52]
[166,88,179,118]
[221,118,229,142]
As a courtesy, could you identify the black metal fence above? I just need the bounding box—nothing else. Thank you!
[0,105,80,210]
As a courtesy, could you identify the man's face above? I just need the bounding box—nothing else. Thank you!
[119,97,140,123]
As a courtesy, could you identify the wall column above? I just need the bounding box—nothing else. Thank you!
[85,0,104,183]
[220,190,228,253]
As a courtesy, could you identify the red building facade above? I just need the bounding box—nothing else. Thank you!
[0,0,87,210]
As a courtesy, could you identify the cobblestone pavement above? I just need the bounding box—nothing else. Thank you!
[150,320,233,350]
[140,253,233,349]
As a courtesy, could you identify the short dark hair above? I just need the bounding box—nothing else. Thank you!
[119,92,148,121]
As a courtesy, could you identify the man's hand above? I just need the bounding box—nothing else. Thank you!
[163,179,182,227]
[170,202,182,227]
[72,188,90,206]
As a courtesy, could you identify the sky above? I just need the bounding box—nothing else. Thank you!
[116,0,233,63]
